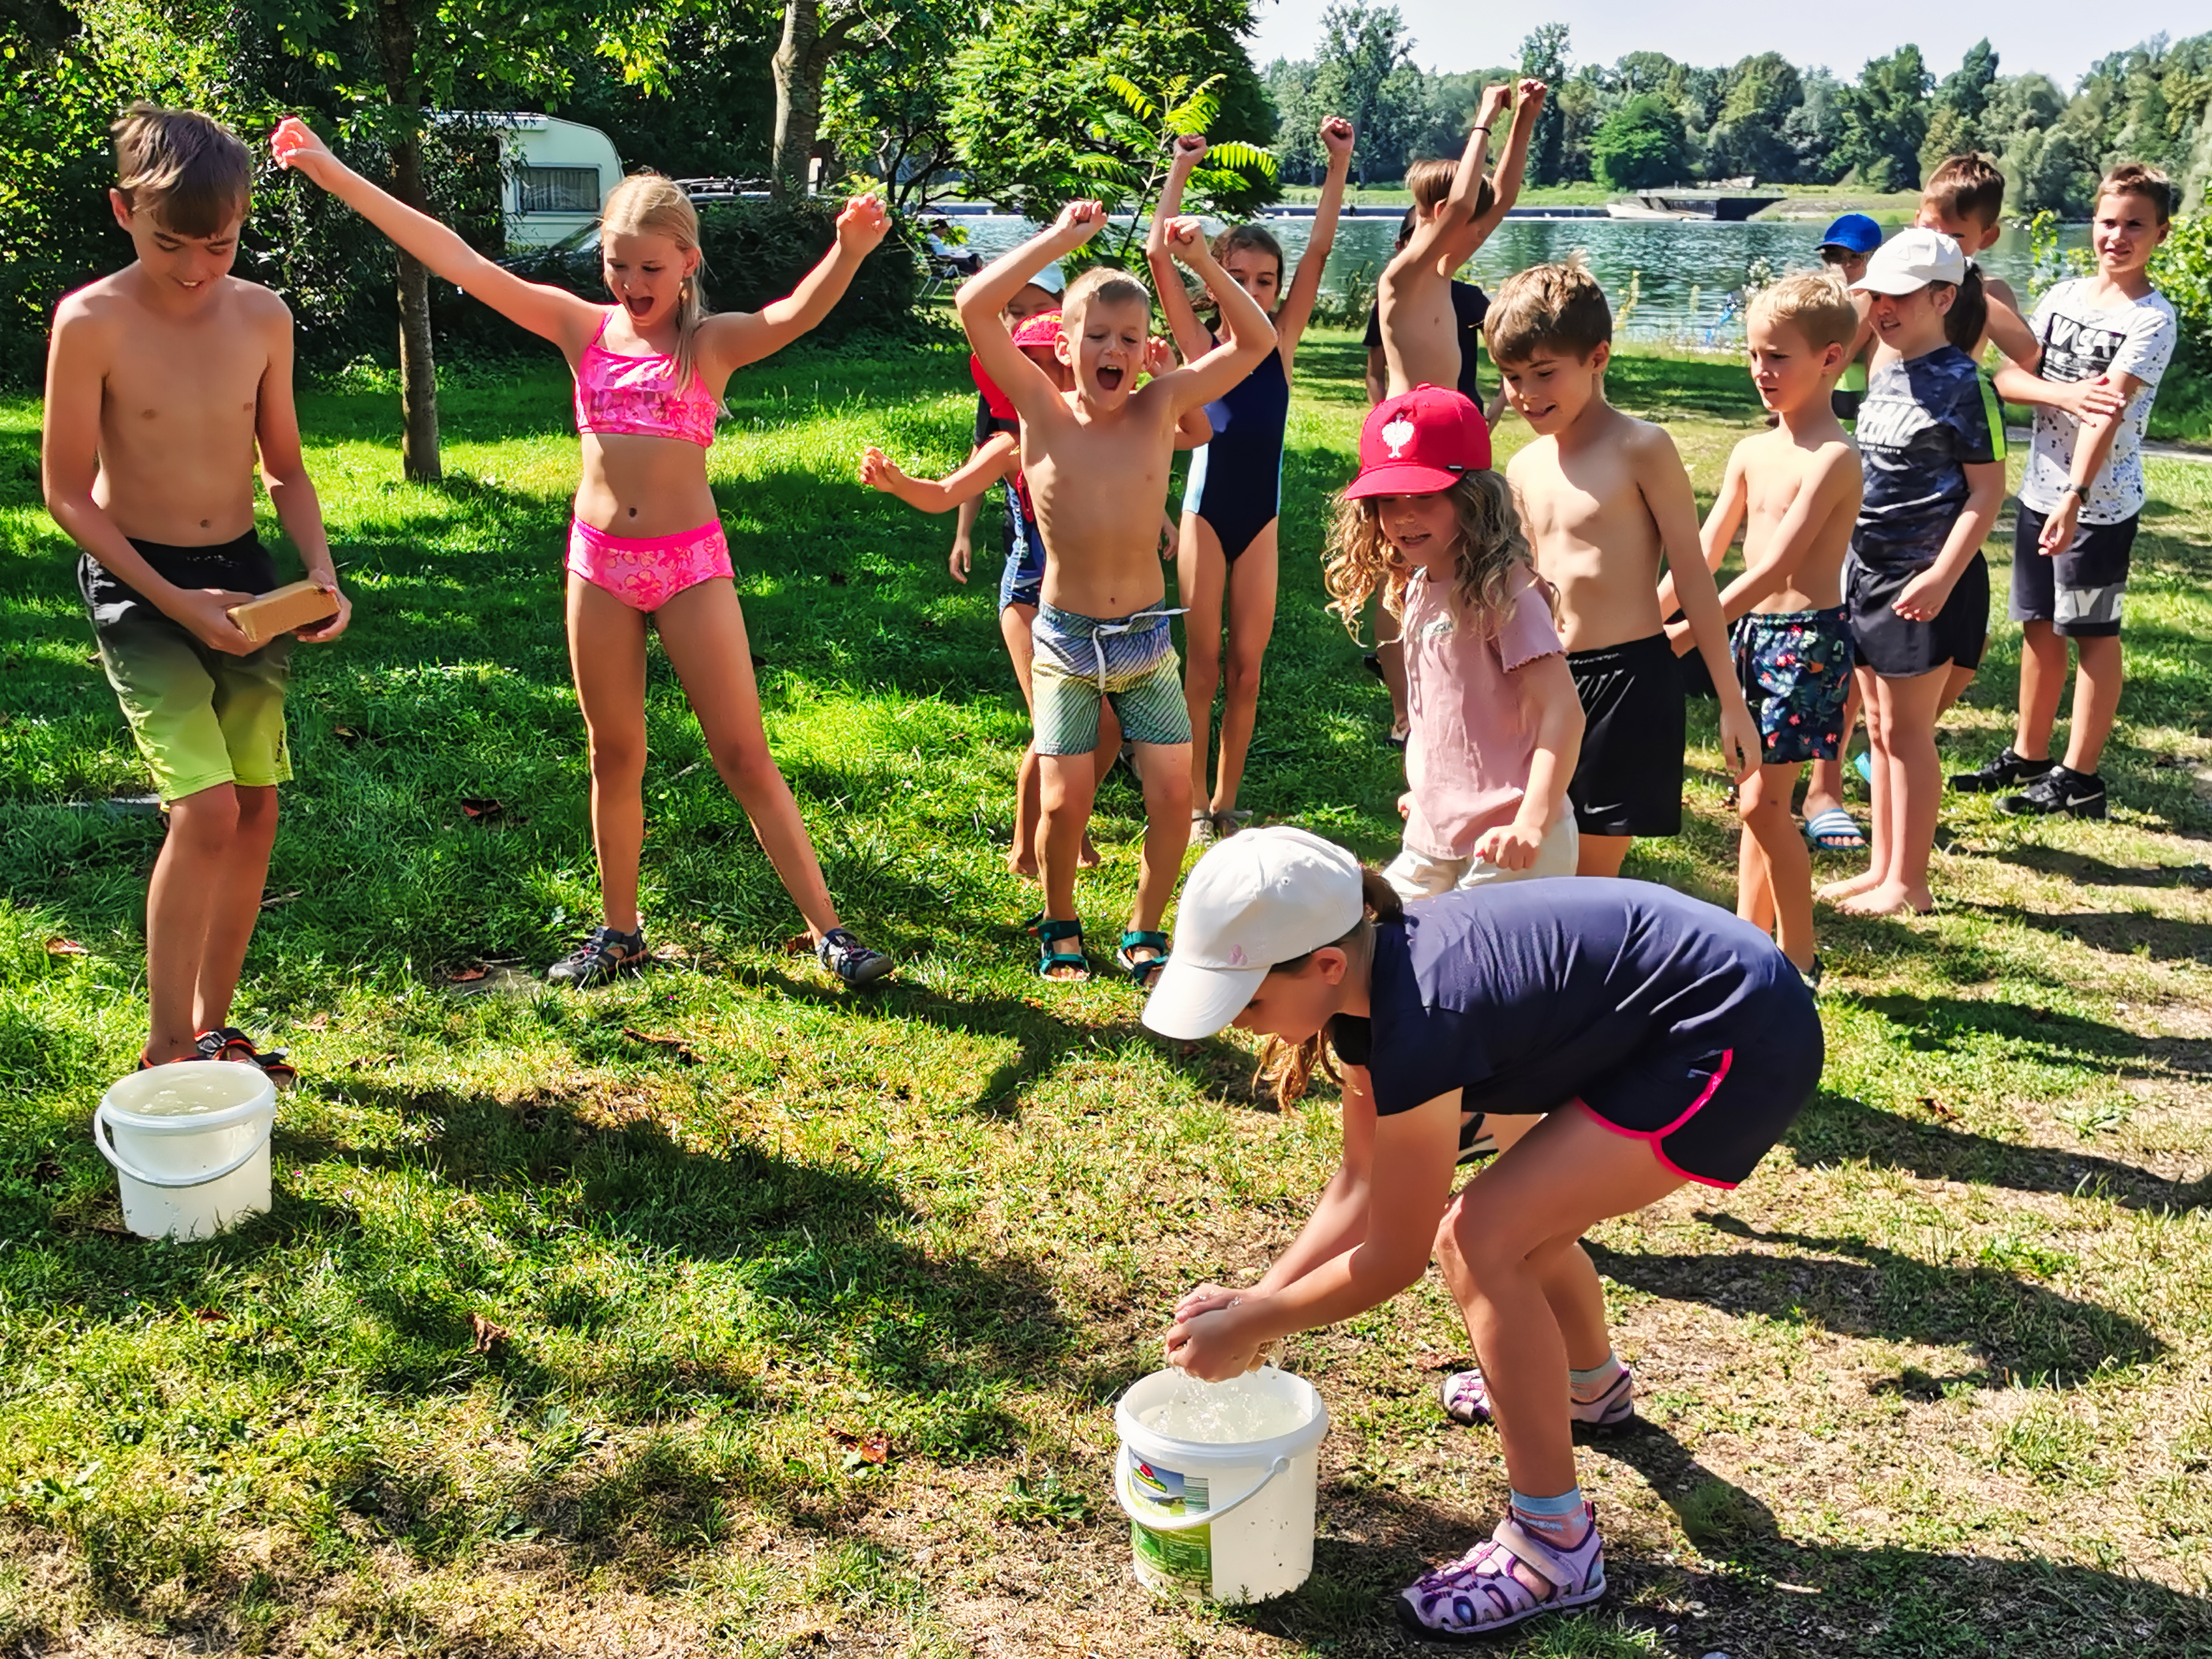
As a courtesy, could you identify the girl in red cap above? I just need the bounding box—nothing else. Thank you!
[1326,387,1585,893]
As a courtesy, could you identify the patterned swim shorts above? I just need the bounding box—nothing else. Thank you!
[1029,602,1192,756]
[1732,605,1854,765]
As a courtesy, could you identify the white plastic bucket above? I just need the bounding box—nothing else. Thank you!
[1114,1367,1330,1602]
[93,1060,276,1241]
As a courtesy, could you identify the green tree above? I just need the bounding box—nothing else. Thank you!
[1309,1,1415,186]
[1591,93,1688,190]
[1520,22,1569,184]
[1784,68,1850,182]
[1838,44,1931,192]
[821,0,976,212]
[253,0,658,480]
[948,0,1276,254]
[1712,52,1804,182]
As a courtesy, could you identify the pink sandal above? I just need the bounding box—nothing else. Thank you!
[1397,1507,1606,1639]
[1439,1363,1636,1431]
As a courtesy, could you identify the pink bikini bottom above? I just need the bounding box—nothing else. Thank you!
[566,518,733,613]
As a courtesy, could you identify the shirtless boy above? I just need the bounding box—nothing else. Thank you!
[42,103,350,1075]
[956,203,1275,983]
[1915,154,2037,366]
[1491,260,1758,878]
[1377,79,1544,397]
[1668,274,1864,978]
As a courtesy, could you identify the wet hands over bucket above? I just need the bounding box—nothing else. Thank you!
[1142,1373,1311,1444]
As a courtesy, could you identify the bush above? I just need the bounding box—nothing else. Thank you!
[2150,212,2211,416]
[1592,96,1690,192]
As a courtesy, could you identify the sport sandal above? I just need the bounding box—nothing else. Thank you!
[817,926,893,987]
[547,925,647,988]
[197,1026,298,1090]
[1397,1506,1606,1639]
[1439,1363,1635,1431]
[1115,930,1169,988]
[1035,917,1090,982]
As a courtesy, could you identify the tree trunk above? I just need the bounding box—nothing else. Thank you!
[377,0,440,481]
[770,0,822,201]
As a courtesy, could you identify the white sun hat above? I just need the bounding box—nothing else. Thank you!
[1141,827,1367,1042]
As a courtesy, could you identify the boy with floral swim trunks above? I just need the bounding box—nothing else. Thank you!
[1668,273,1862,982]
[957,203,1275,984]
[42,104,351,1078]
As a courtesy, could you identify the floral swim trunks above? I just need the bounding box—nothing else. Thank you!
[1731,605,1854,765]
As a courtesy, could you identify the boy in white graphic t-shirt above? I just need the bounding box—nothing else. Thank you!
[1953,162,2178,819]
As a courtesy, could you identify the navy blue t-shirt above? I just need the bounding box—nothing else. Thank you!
[1850,345,2002,575]
[1328,880,1798,1116]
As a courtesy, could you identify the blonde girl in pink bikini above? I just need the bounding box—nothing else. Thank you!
[272,117,894,988]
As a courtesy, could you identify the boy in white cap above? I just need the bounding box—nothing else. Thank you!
[1818,228,2006,918]
[1142,826,1820,1640]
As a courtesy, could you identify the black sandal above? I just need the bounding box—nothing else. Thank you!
[547,925,647,988]
[1036,917,1091,981]
[198,1026,298,1090]
[1115,930,1169,988]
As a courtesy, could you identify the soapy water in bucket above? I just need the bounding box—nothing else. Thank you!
[123,1070,264,1116]
[1140,1373,1310,1444]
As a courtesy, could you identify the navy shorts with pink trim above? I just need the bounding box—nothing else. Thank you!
[1573,980,1824,1187]
[1329,878,1825,1191]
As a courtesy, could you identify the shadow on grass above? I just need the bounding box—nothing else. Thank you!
[1584,1209,2161,1388]
[1843,990,2212,1084]
[1990,844,2212,891]
[257,1082,1069,1413]
[1207,1415,2212,1655]
[1786,1090,2208,1212]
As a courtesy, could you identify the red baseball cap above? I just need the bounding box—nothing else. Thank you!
[1012,309,1064,350]
[969,353,1014,420]
[1344,385,1491,500]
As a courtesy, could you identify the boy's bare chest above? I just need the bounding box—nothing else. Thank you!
[1521,453,1645,551]
[103,326,264,444]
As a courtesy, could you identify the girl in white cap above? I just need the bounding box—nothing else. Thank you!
[1142,826,1822,1638]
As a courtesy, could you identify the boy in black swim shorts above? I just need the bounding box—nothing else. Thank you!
[1491,260,1758,876]
[43,104,350,1075]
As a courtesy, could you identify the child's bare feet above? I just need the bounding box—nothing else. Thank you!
[1079,832,1102,869]
[1837,882,1933,918]
[1816,869,1883,904]
[1006,846,1039,881]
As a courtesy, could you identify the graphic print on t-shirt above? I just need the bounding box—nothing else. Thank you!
[2020,279,2178,525]
[1850,346,2002,575]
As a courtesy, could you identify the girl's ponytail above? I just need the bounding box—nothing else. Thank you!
[1942,262,1988,356]
[1255,870,1403,1109]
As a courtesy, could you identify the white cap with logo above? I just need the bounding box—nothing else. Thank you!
[1850,226,1968,296]
[1140,827,1367,1042]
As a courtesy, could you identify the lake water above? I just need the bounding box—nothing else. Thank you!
[950,215,2086,346]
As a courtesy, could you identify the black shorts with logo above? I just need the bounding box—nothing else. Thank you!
[2009,507,2135,639]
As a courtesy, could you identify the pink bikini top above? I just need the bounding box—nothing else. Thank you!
[573,310,719,448]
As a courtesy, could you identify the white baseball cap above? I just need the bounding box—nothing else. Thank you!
[1851,227,1967,296]
[1028,262,1066,295]
[1140,827,1367,1041]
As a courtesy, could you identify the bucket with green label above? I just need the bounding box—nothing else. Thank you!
[1112,1367,1329,1602]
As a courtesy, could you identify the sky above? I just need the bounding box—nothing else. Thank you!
[1244,0,2203,91]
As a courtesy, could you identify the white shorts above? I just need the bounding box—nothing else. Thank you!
[1384,818,1579,902]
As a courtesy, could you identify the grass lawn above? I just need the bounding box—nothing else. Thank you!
[3,327,2211,1657]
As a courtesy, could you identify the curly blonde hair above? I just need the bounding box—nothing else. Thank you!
[1323,468,1535,644]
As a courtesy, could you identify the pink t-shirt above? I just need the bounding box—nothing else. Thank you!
[1403,565,1565,859]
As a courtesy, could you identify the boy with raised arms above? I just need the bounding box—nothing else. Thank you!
[1490,261,1758,878]
[1667,272,1864,979]
[1378,79,1545,398]
[957,202,1276,982]
[42,103,350,1077]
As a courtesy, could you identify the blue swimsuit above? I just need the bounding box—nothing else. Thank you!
[1181,337,1290,563]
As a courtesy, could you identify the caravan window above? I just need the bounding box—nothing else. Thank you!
[518,166,599,215]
